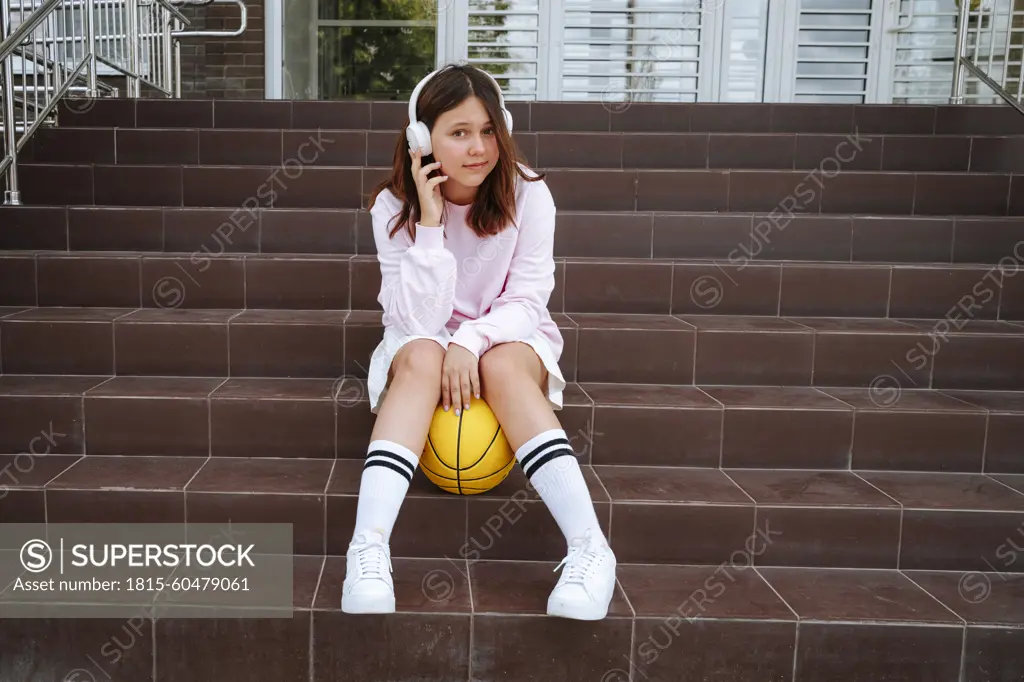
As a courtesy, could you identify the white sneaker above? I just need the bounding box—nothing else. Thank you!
[546,529,617,621]
[341,530,396,614]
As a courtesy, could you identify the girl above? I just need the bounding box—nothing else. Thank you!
[341,63,616,621]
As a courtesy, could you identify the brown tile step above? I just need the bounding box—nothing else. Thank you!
[6,245,1024,322]
[23,126,1024,174]
[4,453,1024,573]
[4,372,1019,473]
[55,97,1024,135]
[4,207,1021,266]
[3,306,1024,390]
[3,375,1022,473]
[574,314,1024,392]
[15,162,1024,216]
[5,553,1021,682]
[16,249,1024,319]
[555,258,1024,319]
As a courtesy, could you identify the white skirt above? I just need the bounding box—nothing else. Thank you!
[367,325,567,414]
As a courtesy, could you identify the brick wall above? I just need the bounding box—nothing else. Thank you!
[178,0,265,99]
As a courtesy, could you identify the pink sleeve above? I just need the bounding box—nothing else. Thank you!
[450,180,556,357]
[372,193,458,336]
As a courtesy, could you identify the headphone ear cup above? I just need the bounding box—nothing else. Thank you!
[406,121,432,156]
[503,108,513,134]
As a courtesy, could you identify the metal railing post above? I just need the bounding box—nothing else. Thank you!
[174,34,181,97]
[950,0,973,104]
[163,5,173,92]
[85,0,99,96]
[127,0,140,97]
[0,0,251,205]
[1,0,21,204]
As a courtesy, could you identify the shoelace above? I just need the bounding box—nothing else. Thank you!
[553,534,607,598]
[352,534,392,579]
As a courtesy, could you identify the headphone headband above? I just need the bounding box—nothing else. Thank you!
[406,63,513,155]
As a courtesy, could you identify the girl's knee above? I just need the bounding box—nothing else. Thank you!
[392,339,445,383]
[480,342,545,393]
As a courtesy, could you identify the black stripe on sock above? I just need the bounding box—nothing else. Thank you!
[365,449,416,478]
[364,459,414,482]
[522,446,574,480]
[519,436,571,473]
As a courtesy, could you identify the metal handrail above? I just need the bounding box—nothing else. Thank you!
[0,0,61,62]
[957,57,1024,115]
[950,0,1023,110]
[1,0,248,205]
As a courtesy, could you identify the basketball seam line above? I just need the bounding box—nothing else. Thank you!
[418,455,516,483]
[463,425,502,470]
[423,416,511,494]
[456,410,463,495]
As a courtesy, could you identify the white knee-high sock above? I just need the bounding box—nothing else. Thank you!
[352,439,419,543]
[515,428,606,546]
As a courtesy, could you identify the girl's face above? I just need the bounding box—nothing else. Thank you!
[429,96,499,202]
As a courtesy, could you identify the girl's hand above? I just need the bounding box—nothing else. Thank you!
[441,343,481,416]
[409,148,447,227]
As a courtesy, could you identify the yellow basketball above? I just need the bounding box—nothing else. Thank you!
[420,399,515,495]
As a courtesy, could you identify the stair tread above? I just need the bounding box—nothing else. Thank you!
[10,247,1024,265]
[3,529,1022,625]
[14,160,1024,174]
[37,124,1024,136]
[4,371,1024,410]
[5,305,1022,334]
[6,451,1024,512]
[299,559,1021,625]
[5,204,1024,218]
[45,551,1024,627]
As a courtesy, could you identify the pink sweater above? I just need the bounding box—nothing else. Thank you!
[369,167,563,360]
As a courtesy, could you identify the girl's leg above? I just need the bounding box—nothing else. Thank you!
[343,338,444,614]
[479,341,616,621]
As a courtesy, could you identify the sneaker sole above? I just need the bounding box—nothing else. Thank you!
[546,599,610,621]
[341,592,396,614]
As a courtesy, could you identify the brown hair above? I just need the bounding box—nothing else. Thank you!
[367,63,545,242]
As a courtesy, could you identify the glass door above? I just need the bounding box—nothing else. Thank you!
[283,0,446,100]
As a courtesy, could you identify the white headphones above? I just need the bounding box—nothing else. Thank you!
[406,64,514,157]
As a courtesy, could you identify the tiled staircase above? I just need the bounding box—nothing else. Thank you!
[2,97,1024,681]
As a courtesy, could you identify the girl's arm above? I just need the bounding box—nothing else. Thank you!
[372,193,458,336]
[450,181,556,357]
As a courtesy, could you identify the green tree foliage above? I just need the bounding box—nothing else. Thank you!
[317,0,512,100]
